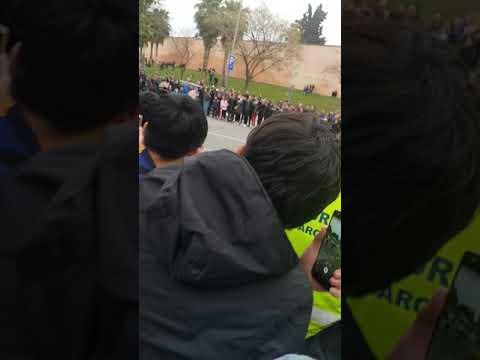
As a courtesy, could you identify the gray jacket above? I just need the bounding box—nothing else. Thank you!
[140,150,312,360]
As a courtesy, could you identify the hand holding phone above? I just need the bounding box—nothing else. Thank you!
[388,288,448,360]
[311,211,341,290]
[426,251,480,360]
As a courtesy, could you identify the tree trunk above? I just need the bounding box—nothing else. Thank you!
[202,46,211,71]
[180,68,185,80]
[150,42,154,63]
[244,76,251,90]
[243,62,250,90]
[155,43,159,62]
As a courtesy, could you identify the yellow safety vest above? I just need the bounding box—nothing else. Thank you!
[348,211,480,359]
[286,194,342,338]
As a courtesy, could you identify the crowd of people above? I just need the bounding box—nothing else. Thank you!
[342,1,480,359]
[0,1,138,359]
[138,62,342,359]
[139,71,341,138]
[138,86,342,359]
[1,0,478,359]
[303,84,316,94]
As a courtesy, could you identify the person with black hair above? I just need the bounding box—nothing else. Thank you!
[0,1,138,358]
[227,93,237,122]
[211,95,220,118]
[256,99,266,126]
[238,95,246,124]
[202,86,211,116]
[243,95,253,126]
[140,112,340,359]
[244,113,340,228]
[342,13,480,360]
[264,101,274,120]
[138,92,208,175]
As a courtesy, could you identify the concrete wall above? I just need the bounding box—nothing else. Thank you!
[143,37,341,96]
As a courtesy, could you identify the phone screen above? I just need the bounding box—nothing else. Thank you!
[312,211,341,289]
[427,252,480,360]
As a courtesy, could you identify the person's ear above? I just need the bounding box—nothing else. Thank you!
[236,144,247,156]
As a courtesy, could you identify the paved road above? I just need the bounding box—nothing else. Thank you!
[205,117,252,152]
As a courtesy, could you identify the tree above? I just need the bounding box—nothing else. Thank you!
[171,34,196,80]
[194,0,223,72]
[149,8,170,63]
[238,6,302,90]
[296,3,327,45]
[139,0,157,56]
[139,1,170,62]
[216,0,249,86]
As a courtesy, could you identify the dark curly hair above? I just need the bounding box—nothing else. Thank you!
[9,0,138,133]
[342,17,480,296]
[245,113,341,229]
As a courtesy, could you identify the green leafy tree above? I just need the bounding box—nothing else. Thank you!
[140,0,157,56]
[296,3,327,45]
[149,8,170,63]
[194,0,223,72]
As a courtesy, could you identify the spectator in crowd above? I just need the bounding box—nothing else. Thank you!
[237,95,245,123]
[208,67,216,85]
[256,99,266,126]
[227,92,237,122]
[234,96,243,122]
[250,96,258,127]
[264,100,274,120]
[211,95,220,118]
[140,113,341,359]
[220,96,228,120]
[243,95,253,126]
[140,73,341,128]
[343,10,480,359]
[138,93,207,175]
[181,81,191,96]
[202,86,211,116]
[0,1,138,359]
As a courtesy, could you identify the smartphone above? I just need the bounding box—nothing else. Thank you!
[427,251,480,360]
[311,210,341,290]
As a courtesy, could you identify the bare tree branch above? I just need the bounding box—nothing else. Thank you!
[238,5,301,89]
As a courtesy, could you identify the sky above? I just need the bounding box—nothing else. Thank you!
[162,0,341,46]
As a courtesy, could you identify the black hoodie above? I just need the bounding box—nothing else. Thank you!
[0,122,138,360]
[140,150,312,360]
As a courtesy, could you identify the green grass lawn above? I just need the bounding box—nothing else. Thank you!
[144,66,341,113]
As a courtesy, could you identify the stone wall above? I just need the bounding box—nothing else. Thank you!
[143,37,341,96]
